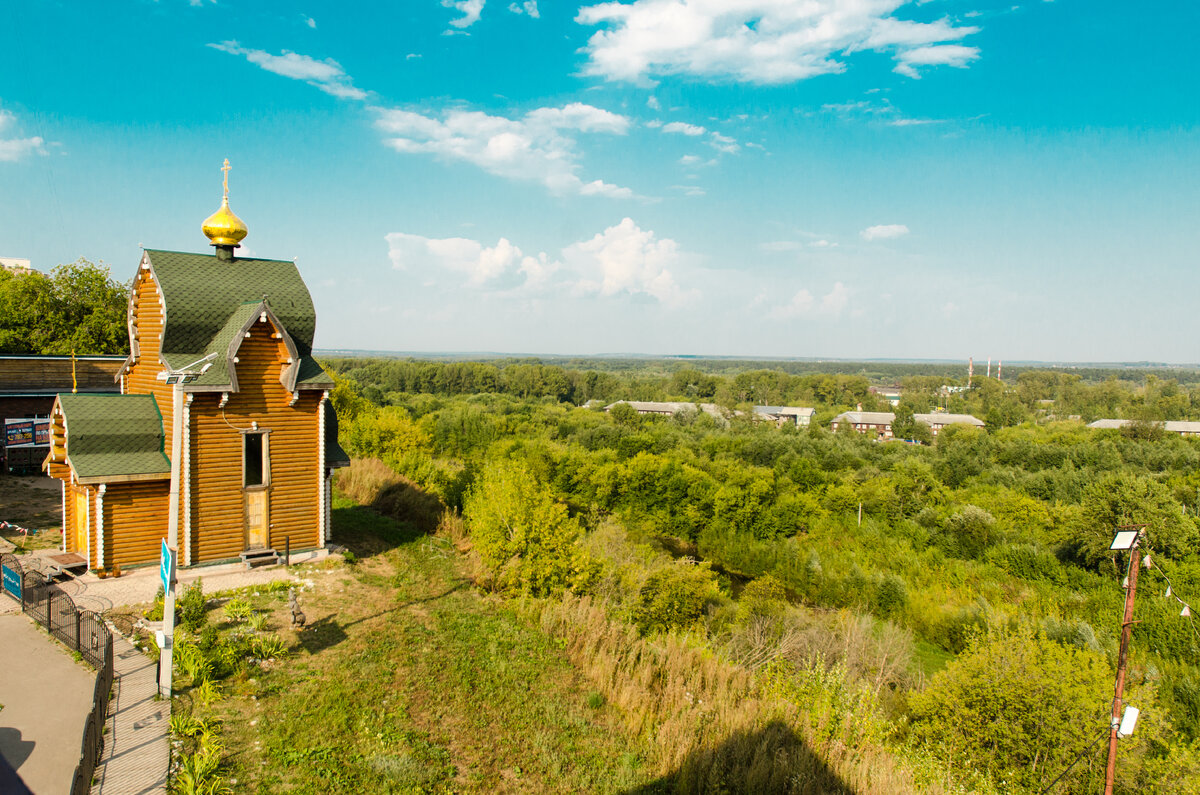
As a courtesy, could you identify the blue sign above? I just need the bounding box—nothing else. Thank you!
[1,563,20,600]
[160,539,176,592]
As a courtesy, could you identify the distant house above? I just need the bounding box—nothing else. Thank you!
[753,405,816,427]
[1088,419,1200,437]
[869,386,902,406]
[0,257,33,275]
[915,412,986,436]
[605,400,726,420]
[830,410,985,439]
[830,411,896,439]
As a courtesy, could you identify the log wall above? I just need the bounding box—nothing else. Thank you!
[103,480,169,569]
[188,315,321,563]
[123,264,172,440]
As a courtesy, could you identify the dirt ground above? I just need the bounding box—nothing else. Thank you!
[0,475,62,552]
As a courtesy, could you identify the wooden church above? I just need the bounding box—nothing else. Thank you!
[44,161,349,572]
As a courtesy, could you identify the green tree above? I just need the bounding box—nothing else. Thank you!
[463,460,597,595]
[632,560,721,635]
[909,627,1111,791]
[891,404,915,440]
[1076,472,1199,572]
[0,259,129,354]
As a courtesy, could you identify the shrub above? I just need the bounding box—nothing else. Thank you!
[632,560,721,636]
[870,573,908,618]
[464,460,598,596]
[909,626,1111,791]
[178,581,208,632]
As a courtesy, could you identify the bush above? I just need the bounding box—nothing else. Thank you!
[464,460,598,596]
[870,573,908,618]
[909,626,1111,791]
[178,581,208,632]
[632,560,721,635]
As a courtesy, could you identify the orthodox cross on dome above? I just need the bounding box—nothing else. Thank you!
[222,158,232,199]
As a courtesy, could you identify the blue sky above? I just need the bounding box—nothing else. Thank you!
[3,1,1198,361]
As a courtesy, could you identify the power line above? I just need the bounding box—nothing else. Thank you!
[1039,725,1109,794]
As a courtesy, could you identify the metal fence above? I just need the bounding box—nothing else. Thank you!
[1,553,114,795]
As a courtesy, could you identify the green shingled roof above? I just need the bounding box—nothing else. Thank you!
[58,393,169,482]
[144,249,334,391]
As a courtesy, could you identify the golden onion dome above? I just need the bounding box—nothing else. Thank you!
[202,159,248,247]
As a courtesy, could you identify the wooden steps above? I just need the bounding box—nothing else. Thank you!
[238,548,279,569]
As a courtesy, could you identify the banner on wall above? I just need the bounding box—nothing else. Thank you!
[4,418,49,448]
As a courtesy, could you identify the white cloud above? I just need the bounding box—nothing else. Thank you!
[647,95,661,110]
[303,15,317,28]
[0,110,46,162]
[894,43,979,78]
[673,185,706,197]
[662,121,707,136]
[709,131,739,153]
[860,224,910,241]
[375,102,633,197]
[820,281,849,314]
[444,0,485,28]
[565,217,692,305]
[576,0,980,85]
[772,281,849,318]
[508,1,540,17]
[209,42,366,100]
[387,218,690,303]
[386,232,555,288]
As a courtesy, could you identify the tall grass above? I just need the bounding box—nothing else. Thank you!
[536,593,942,795]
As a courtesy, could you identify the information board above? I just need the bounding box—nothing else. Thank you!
[4,418,50,449]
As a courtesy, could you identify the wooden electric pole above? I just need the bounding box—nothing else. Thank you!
[1104,525,1145,795]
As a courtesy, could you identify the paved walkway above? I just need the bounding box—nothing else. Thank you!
[0,610,95,795]
[91,633,167,795]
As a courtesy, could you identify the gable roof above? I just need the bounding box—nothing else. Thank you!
[135,249,333,392]
[55,393,169,483]
[832,411,895,425]
[914,412,985,427]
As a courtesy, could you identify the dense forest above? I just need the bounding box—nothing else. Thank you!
[321,355,1200,793]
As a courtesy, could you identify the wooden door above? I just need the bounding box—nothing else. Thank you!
[246,491,269,549]
[74,490,88,555]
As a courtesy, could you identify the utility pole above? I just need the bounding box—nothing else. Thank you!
[1105,524,1145,795]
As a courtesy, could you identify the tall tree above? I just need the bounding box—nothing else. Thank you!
[0,259,129,355]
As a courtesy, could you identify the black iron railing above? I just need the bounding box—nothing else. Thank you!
[1,553,114,795]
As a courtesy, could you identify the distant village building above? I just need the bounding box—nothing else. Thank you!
[830,411,897,439]
[753,405,816,427]
[605,400,726,420]
[1088,419,1200,437]
[830,410,985,439]
[916,412,986,436]
[868,386,902,406]
[0,257,33,275]
[43,163,349,574]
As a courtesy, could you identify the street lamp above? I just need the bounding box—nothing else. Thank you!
[155,352,216,698]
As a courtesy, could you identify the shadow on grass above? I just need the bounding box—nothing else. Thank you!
[621,720,857,795]
[294,581,468,655]
[331,504,426,560]
[297,614,350,656]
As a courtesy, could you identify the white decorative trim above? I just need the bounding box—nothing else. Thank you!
[318,391,327,546]
[183,393,193,567]
[60,481,66,553]
[96,484,106,570]
[84,487,91,572]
